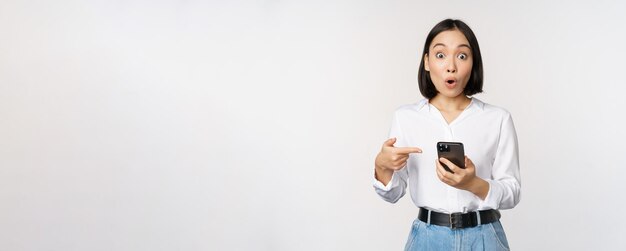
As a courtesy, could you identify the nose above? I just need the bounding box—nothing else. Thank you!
[446,64,456,73]
[446,59,457,73]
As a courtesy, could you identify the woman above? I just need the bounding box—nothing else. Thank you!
[373,19,521,251]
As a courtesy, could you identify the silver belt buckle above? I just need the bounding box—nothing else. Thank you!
[449,212,463,229]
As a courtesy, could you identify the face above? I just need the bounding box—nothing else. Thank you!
[424,29,473,98]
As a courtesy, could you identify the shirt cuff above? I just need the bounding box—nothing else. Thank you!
[372,170,396,191]
[373,177,394,191]
[479,179,503,209]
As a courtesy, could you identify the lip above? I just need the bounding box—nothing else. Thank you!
[444,77,457,89]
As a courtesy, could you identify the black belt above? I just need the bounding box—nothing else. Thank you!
[418,208,501,229]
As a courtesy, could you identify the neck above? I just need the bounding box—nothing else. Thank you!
[430,94,471,111]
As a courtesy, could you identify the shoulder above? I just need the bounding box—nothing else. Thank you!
[474,98,512,117]
[394,99,428,115]
[473,98,515,124]
[389,99,429,125]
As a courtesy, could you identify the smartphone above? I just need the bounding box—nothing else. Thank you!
[436,142,465,173]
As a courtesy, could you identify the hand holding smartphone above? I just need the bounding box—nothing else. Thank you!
[436,142,465,173]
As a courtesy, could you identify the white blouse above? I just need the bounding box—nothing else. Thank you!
[373,98,521,213]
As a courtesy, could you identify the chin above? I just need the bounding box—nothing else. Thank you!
[436,89,464,98]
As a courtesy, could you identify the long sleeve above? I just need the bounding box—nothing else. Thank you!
[479,113,522,210]
[373,112,410,204]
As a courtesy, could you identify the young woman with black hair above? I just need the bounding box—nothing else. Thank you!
[373,19,521,250]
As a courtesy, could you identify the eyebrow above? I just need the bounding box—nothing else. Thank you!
[432,43,471,49]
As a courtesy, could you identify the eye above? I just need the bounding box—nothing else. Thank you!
[435,52,444,59]
[458,53,468,60]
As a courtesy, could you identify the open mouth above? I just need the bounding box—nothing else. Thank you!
[444,78,457,89]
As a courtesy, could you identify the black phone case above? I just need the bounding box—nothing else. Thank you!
[436,142,465,173]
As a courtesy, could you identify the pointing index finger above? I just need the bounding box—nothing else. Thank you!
[395,147,423,154]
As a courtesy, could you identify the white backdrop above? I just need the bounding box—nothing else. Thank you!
[1,0,626,250]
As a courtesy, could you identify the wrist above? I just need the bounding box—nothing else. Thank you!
[467,177,489,200]
[374,161,393,184]
[375,163,392,175]
[374,153,388,171]
[374,161,385,171]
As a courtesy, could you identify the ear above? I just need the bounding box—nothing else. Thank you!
[423,53,430,72]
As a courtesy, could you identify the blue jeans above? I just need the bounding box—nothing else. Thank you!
[404,219,510,251]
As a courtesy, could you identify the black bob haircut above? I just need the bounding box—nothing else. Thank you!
[418,19,484,99]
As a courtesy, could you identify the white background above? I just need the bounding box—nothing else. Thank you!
[1,0,626,250]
